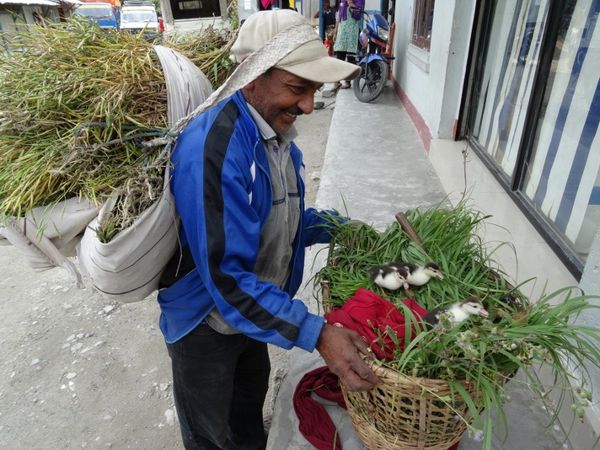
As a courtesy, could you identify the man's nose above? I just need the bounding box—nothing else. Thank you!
[298,90,315,115]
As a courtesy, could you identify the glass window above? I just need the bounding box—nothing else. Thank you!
[178,0,202,10]
[170,0,219,19]
[122,10,158,21]
[75,5,115,19]
[411,0,434,50]
[522,0,599,259]
[469,0,550,178]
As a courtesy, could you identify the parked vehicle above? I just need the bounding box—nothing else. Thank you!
[74,2,119,29]
[352,9,394,103]
[119,0,160,36]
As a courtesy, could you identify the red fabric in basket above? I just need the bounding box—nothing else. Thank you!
[293,289,460,450]
[293,365,459,450]
[324,287,428,360]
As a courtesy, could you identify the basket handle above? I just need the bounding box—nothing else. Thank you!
[395,212,425,250]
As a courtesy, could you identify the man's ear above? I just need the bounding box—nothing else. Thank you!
[244,79,258,91]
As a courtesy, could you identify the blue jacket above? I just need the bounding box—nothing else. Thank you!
[157,91,336,351]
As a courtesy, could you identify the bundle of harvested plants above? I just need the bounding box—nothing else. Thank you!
[316,204,600,449]
[164,23,237,87]
[0,18,237,241]
[0,21,168,231]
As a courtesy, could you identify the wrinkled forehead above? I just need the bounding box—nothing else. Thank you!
[269,68,323,89]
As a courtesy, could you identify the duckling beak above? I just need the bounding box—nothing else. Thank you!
[478,308,489,318]
[436,272,445,280]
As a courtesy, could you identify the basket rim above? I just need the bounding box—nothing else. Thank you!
[349,357,478,393]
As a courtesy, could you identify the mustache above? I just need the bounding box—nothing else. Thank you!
[284,107,303,116]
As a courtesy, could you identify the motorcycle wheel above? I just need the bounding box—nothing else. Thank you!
[352,59,388,103]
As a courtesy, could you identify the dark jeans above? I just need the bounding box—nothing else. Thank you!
[335,51,356,65]
[166,322,270,450]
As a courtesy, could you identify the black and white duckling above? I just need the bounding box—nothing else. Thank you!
[367,264,407,291]
[388,262,445,287]
[423,298,489,328]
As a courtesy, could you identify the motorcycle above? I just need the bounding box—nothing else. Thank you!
[352,10,394,103]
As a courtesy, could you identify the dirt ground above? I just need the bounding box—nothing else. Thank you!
[0,92,337,449]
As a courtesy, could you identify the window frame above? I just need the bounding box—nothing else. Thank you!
[410,0,435,51]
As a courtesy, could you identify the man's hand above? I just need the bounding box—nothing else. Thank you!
[316,323,379,391]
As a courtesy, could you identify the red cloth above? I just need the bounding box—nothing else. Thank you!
[293,365,460,450]
[324,288,428,360]
[293,366,345,450]
[293,290,459,449]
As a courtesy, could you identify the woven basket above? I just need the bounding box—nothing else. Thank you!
[341,362,478,450]
[320,212,521,449]
[320,279,481,449]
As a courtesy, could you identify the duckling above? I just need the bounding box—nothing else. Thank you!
[388,262,445,287]
[423,298,489,328]
[367,264,408,291]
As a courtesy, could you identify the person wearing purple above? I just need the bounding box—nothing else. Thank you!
[332,0,364,88]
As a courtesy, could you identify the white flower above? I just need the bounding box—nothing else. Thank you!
[471,430,484,442]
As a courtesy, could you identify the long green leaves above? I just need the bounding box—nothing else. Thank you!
[0,21,168,223]
[316,204,600,448]
[0,20,237,241]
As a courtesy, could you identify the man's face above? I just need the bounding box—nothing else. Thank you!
[243,68,323,135]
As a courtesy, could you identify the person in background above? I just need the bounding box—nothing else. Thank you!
[314,1,337,55]
[314,1,336,29]
[112,0,121,25]
[332,0,363,88]
[157,9,379,450]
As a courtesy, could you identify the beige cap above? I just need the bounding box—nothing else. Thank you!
[230,9,360,83]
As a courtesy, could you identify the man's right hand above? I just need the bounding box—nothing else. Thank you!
[316,323,379,391]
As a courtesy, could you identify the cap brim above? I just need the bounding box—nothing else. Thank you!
[277,56,361,83]
[274,40,361,83]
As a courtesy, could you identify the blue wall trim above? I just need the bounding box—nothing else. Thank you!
[555,77,600,231]
[533,0,600,208]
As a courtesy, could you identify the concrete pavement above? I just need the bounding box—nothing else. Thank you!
[266,87,574,449]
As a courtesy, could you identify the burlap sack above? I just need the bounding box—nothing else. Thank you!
[75,46,212,302]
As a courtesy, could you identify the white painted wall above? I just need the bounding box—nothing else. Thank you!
[391,0,475,138]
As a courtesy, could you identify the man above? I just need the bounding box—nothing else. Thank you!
[158,9,378,450]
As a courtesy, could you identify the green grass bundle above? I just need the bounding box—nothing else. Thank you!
[162,0,238,88]
[316,204,600,448]
[165,25,236,88]
[0,21,169,235]
[318,204,520,311]
[0,19,237,241]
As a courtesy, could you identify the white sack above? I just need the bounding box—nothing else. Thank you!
[0,198,99,286]
[77,165,179,302]
[153,45,214,127]
[0,224,11,246]
[75,47,213,302]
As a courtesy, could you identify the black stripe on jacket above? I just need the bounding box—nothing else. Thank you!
[203,100,300,342]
